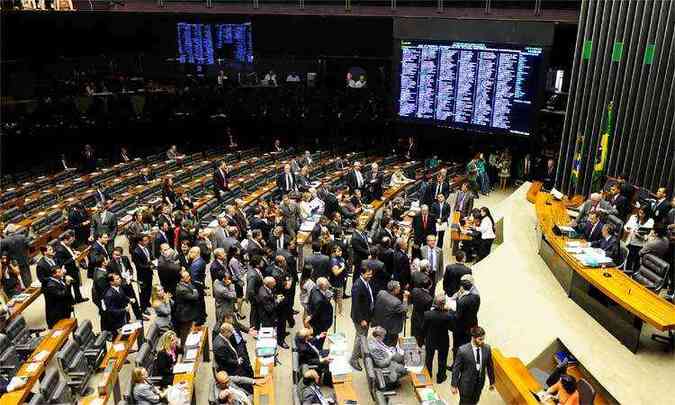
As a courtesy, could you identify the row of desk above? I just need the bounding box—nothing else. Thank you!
[0,318,77,405]
[534,191,675,352]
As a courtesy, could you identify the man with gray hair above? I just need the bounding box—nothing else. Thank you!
[411,259,432,292]
[306,277,334,346]
[570,192,617,227]
[367,326,408,386]
[157,244,181,296]
[372,280,409,346]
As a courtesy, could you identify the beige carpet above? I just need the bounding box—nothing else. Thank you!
[17,183,674,404]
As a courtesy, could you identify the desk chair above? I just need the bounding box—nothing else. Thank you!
[633,254,674,350]
[291,341,301,384]
[5,315,45,360]
[145,322,161,353]
[56,340,93,396]
[27,368,73,405]
[74,320,109,368]
[618,245,630,273]
[577,378,596,405]
[133,342,163,385]
[0,334,21,379]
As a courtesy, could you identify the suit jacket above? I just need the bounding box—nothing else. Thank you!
[351,230,371,266]
[213,167,229,193]
[367,172,384,201]
[582,221,604,242]
[590,236,621,262]
[296,174,311,192]
[363,258,388,294]
[295,335,324,367]
[210,259,228,286]
[453,293,480,334]
[157,256,181,296]
[420,245,444,282]
[651,199,671,224]
[132,245,153,283]
[301,383,334,405]
[443,264,472,297]
[213,333,242,374]
[306,252,330,280]
[410,287,433,338]
[90,210,118,239]
[36,256,57,285]
[392,249,411,288]
[256,286,277,327]
[426,181,449,205]
[307,287,333,333]
[174,281,200,323]
[279,201,301,234]
[213,226,229,251]
[268,234,289,252]
[320,191,340,220]
[350,277,374,324]
[103,287,130,331]
[245,268,263,302]
[189,257,207,289]
[640,236,670,260]
[577,199,616,223]
[153,231,169,256]
[234,209,248,236]
[372,290,407,335]
[423,308,452,348]
[610,193,630,221]
[91,267,109,309]
[347,169,366,191]
[431,201,451,223]
[276,172,296,193]
[451,343,495,404]
[214,279,237,324]
[454,191,474,218]
[54,242,79,276]
[43,277,74,327]
[412,213,437,244]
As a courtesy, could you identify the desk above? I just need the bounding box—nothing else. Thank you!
[253,354,276,405]
[80,325,142,405]
[492,348,541,405]
[0,318,76,405]
[6,286,41,322]
[535,192,675,352]
[450,211,473,254]
[527,181,543,204]
[333,381,358,404]
[172,325,209,404]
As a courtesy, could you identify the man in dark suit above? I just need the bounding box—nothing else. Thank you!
[451,276,481,359]
[233,199,250,236]
[367,162,384,202]
[42,265,74,328]
[608,184,630,221]
[54,231,87,303]
[451,326,495,405]
[392,239,411,290]
[89,200,117,253]
[276,164,296,195]
[579,212,604,242]
[454,182,475,219]
[295,166,312,192]
[132,235,154,316]
[374,217,395,245]
[305,241,330,280]
[351,223,371,280]
[306,277,334,346]
[213,162,229,200]
[347,161,366,193]
[257,276,283,340]
[103,273,131,339]
[188,247,207,326]
[246,256,265,329]
[91,256,109,323]
[362,252,387,298]
[426,173,450,206]
[67,203,89,246]
[278,194,301,239]
[589,224,621,263]
[0,225,31,287]
[36,244,58,286]
[108,247,141,320]
[651,187,670,224]
[213,322,254,378]
[88,233,110,278]
[423,294,453,383]
[542,158,556,190]
[412,205,436,247]
[443,251,472,297]
[268,225,289,252]
[372,281,409,347]
[157,247,181,297]
[174,270,200,346]
[349,268,374,371]
[431,193,452,246]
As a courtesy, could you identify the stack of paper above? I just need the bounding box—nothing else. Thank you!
[173,362,194,374]
[185,332,202,347]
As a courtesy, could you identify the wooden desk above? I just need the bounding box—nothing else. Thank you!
[409,367,432,389]
[333,381,358,405]
[0,318,77,405]
[527,181,543,204]
[535,192,675,352]
[492,348,541,405]
[172,325,209,403]
[6,286,41,322]
[79,326,142,405]
[253,354,276,405]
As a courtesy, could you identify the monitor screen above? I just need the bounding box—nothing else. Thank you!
[177,22,253,65]
[397,40,544,136]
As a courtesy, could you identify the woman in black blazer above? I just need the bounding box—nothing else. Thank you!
[153,330,179,387]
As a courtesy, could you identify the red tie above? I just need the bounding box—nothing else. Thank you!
[423,215,427,228]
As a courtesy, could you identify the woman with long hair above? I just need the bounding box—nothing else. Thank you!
[475,207,496,261]
[153,331,180,387]
[299,264,316,320]
[162,177,176,208]
[329,245,347,315]
[150,284,173,333]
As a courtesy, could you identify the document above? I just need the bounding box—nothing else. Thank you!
[185,332,202,347]
[173,362,194,374]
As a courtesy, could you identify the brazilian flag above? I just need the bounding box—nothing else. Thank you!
[570,134,583,188]
[591,102,614,192]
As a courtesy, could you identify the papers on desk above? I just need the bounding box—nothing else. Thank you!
[258,327,276,339]
[572,248,614,267]
[173,362,194,374]
[33,351,49,362]
[183,348,198,362]
[558,225,576,233]
[121,322,142,336]
[418,388,440,401]
[259,366,270,376]
[114,343,126,352]
[185,332,202,347]
[327,332,347,346]
[329,353,354,376]
[12,293,30,302]
[24,362,40,374]
[259,356,274,366]
[52,330,63,338]
[300,221,317,232]
[256,338,277,357]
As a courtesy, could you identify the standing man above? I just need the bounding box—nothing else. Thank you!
[454,183,475,220]
[367,163,384,202]
[43,265,75,328]
[54,231,87,304]
[90,200,117,253]
[431,193,451,246]
[351,222,370,280]
[421,234,444,286]
[451,275,481,359]
[1,225,31,287]
[36,244,58,286]
[103,273,131,339]
[246,256,265,329]
[347,162,365,193]
[372,281,409,347]
[278,193,301,240]
[305,241,330,280]
[423,294,452,383]
[214,162,230,201]
[175,270,200,346]
[132,235,154,316]
[349,267,374,371]
[108,247,142,321]
[412,205,436,249]
[305,277,334,348]
[277,164,296,195]
[443,251,472,297]
[451,326,495,405]
[188,247,207,325]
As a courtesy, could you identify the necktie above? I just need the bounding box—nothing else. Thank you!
[459,194,465,211]
[475,347,481,370]
[423,215,427,229]
[277,237,282,250]
[430,249,435,270]
[439,204,443,219]
[436,184,441,198]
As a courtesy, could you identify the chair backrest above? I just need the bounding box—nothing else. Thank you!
[605,214,624,236]
[57,340,82,372]
[146,322,160,351]
[74,320,94,348]
[0,334,10,354]
[135,343,154,372]
[26,392,45,405]
[634,254,671,292]
[5,316,28,343]
[577,379,596,405]
[40,368,60,397]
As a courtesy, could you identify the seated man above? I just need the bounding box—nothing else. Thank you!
[300,369,336,405]
[295,328,332,384]
[570,193,617,227]
[588,223,620,263]
[212,370,256,405]
[367,326,408,388]
[576,211,604,243]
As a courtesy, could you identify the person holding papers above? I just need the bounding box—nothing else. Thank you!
[295,328,333,385]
